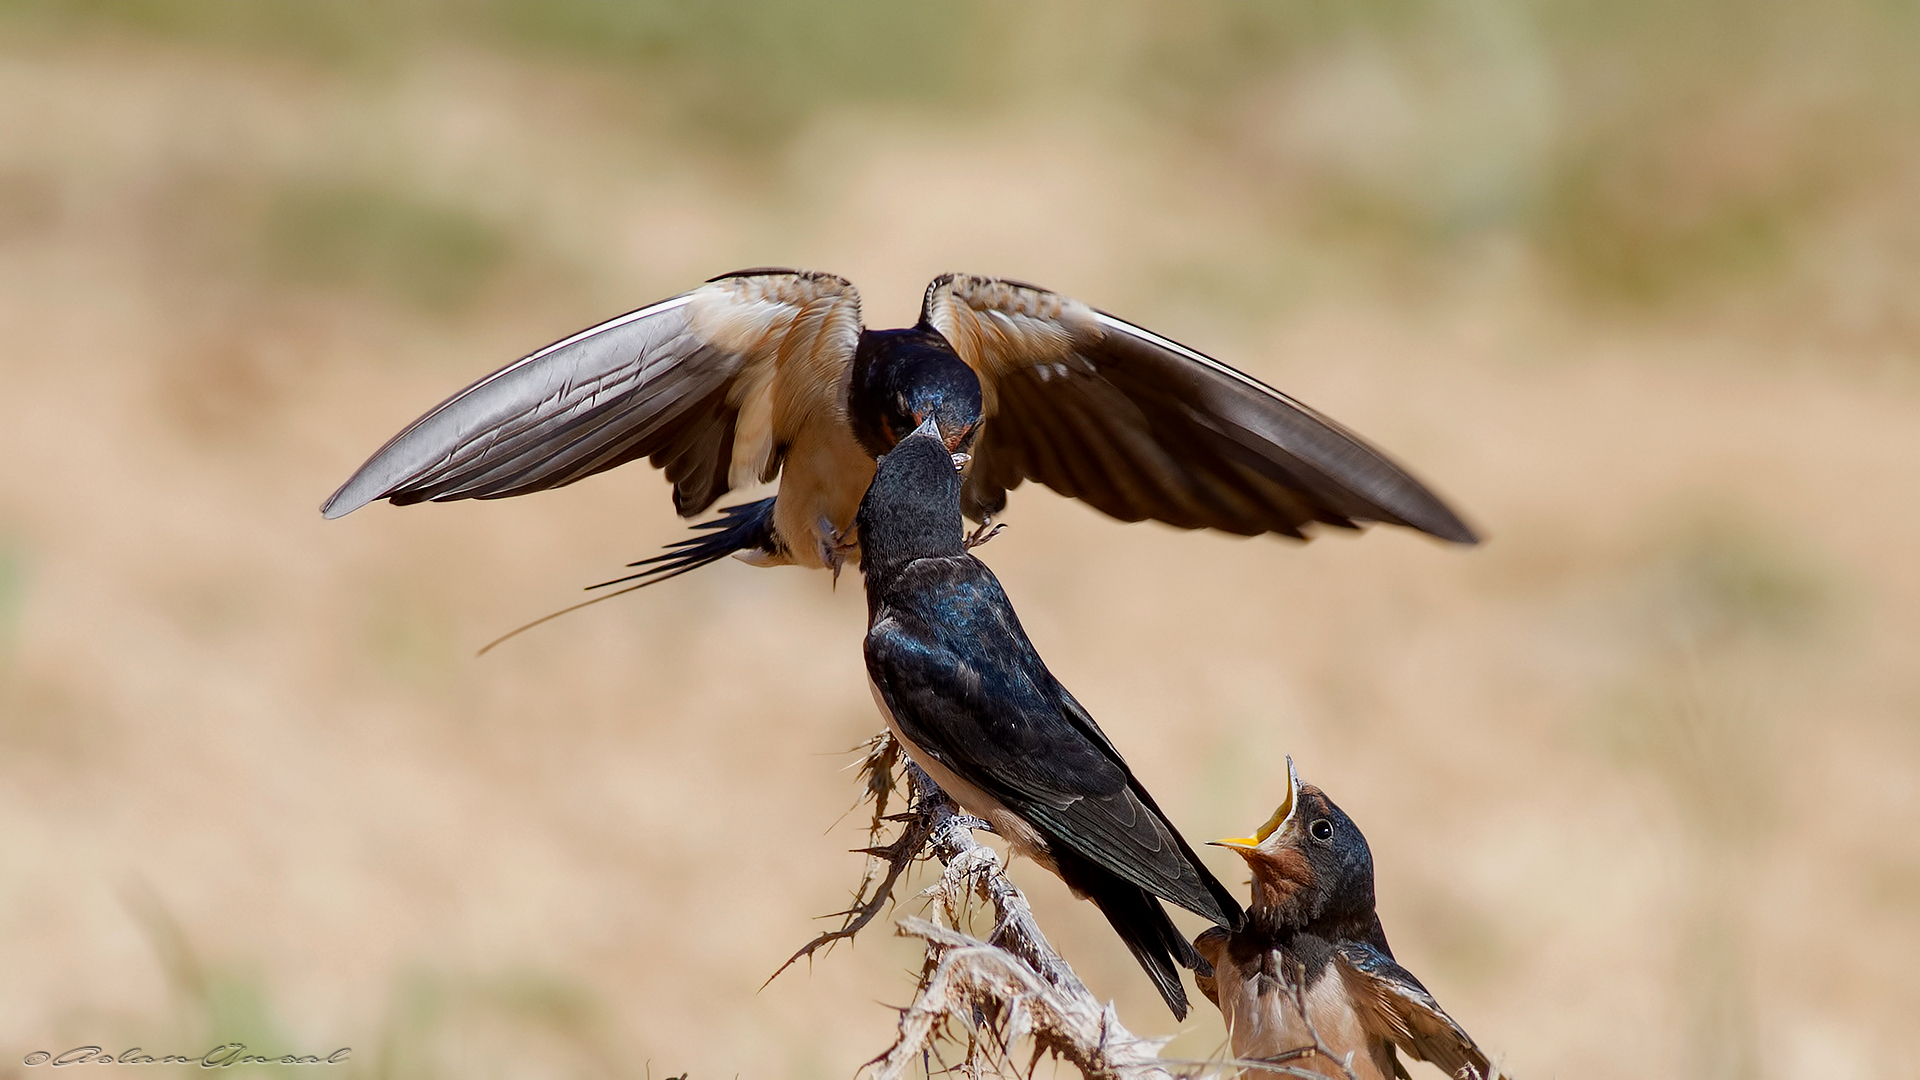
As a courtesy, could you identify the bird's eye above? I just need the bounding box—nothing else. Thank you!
[1310,819,1334,843]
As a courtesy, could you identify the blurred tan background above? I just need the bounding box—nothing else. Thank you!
[3,2,1918,1077]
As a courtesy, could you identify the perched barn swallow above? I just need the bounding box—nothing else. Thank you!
[321,269,1476,589]
[858,419,1242,1020]
[1196,759,1501,1080]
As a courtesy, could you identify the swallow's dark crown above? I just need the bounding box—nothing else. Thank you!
[848,327,983,459]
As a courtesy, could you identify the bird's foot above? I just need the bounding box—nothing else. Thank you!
[963,517,1005,550]
[819,519,860,587]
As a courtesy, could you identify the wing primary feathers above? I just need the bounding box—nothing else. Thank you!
[322,271,862,521]
[1052,845,1200,1020]
[319,294,699,518]
[1092,311,1479,543]
[926,273,1478,543]
[866,559,1244,932]
[1336,940,1498,1079]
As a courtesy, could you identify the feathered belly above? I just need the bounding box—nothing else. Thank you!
[1214,953,1391,1079]
[865,679,1059,876]
[769,424,875,570]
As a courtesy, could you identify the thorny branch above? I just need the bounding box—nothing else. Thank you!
[869,760,1177,1080]
[768,734,933,985]
[785,733,1360,1080]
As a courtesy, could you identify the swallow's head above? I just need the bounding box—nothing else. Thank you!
[1211,757,1375,931]
[851,329,984,462]
[857,417,967,574]
[897,359,984,461]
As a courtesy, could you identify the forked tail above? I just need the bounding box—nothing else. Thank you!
[476,497,779,655]
[590,497,781,591]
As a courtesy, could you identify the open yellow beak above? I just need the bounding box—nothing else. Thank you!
[1209,756,1300,852]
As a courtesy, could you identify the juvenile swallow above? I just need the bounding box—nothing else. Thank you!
[1196,759,1501,1080]
[859,419,1243,1019]
[322,269,1476,589]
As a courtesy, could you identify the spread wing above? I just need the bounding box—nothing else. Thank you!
[1336,940,1499,1080]
[321,269,862,519]
[921,274,1477,543]
[865,561,1240,928]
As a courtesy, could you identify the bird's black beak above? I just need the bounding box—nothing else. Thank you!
[906,416,968,472]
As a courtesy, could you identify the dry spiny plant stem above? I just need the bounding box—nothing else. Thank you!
[867,762,1177,1080]
[873,764,1357,1080]
[781,737,1349,1080]
[767,734,929,985]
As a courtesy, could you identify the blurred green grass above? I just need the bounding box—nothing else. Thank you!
[120,886,634,1080]
[265,184,511,314]
[9,0,1914,315]
[0,537,22,656]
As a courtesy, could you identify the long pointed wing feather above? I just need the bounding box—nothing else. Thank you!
[922,274,1477,543]
[864,558,1241,929]
[321,270,861,519]
[1336,940,1499,1079]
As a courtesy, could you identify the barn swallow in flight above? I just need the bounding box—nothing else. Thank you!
[1196,759,1501,1080]
[859,420,1243,1019]
[321,269,1477,590]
